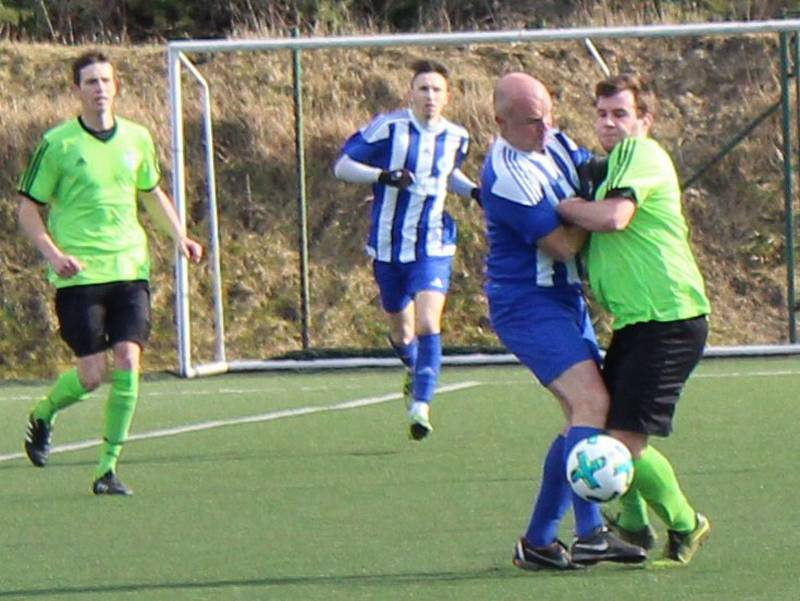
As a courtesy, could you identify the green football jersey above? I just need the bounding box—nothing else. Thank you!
[588,136,711,329]
[18,117,161,288]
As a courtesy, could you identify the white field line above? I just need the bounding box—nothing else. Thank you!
[0,383,375,403]
[2,367,799,404]
[458,369,800,387]
[692,369,800,379]
[0,381,480,464]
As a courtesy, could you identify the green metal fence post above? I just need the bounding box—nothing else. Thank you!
[292,27,312,349]
[781,31,797,342]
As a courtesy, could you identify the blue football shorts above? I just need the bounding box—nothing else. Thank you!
[372,256,453,313]
[487,282,601,387]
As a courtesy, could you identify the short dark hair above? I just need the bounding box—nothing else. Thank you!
[72,51,112,85]
[595,72,657,118]
[410,59,449,85]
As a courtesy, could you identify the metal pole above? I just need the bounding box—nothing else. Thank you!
[583,38,611,77]
[791,30,800,342]
[168,49,193,376]
[168,20,800,55]
[780,32,797,341]
[292,27,311,349]
[683,101,780,190]
[178,54,227,364]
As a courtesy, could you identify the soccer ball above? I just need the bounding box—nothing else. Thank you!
[566,434,634,503]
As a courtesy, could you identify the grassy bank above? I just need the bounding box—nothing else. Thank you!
[0,29,790,378]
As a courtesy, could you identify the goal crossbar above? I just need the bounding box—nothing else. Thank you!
[167,19,800,378]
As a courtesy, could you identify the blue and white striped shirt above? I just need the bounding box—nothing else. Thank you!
[481,130,592,288]
[338,109,470,263]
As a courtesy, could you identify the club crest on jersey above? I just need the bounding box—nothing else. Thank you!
[124,151,140,171]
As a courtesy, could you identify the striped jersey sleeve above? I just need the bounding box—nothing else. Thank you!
[338,110,407,168]
[546,130,592,191]
[602,136,672,205]
[18,138,59,204]
[480,135,584,288]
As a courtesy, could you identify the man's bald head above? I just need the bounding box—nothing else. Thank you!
[494,73,553,152]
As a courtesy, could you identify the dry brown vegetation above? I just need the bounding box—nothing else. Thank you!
[0,26,794,378]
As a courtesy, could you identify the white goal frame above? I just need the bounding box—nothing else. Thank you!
[167,19,800,377]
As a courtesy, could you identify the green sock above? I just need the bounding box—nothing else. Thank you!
[96,369,139,478]
[617,488,651,531]
[630,446,696,533]
[32,368,89,425]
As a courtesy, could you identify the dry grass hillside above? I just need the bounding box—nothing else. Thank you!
[0,29,794,378]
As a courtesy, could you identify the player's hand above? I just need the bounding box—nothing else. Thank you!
[470,187,482,207]
[577,157,608,200]
[378,168,415,189]
[49,254,82,278]
[180,237,204,264]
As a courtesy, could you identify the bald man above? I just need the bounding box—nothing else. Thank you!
[479,73,645,570]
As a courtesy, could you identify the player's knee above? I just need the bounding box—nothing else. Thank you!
[114,356,139,371]
[415,311,442,336]
[112,342,141,371]
[389,328,415,347]
[609,429,647,458]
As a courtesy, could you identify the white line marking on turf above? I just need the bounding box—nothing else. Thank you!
[692,370,800,379]
[0,383,373,403]
[2,367,799,403]
[0,381,480,463]
[479,369,800,387]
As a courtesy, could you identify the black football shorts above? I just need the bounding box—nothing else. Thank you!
[603,315,708,437]
[55,280,151,357]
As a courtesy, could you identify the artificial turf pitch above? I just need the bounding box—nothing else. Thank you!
[0,358,796,600]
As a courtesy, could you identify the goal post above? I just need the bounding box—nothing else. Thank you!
[167,19,800,378]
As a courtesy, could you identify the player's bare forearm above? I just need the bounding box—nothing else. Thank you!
[17,196,82,277]
[140,187,204,263]
[563,224,589,254]
[557,196,635,232]
[537,224,587,262]
[140,187,185,240]
[18,197,57,259]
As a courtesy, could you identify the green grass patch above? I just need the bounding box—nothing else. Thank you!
[0,358,796,600]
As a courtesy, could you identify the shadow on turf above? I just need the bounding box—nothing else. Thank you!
[0,567,516,597]
[0,447,406,472]
[0,563,663,597]
[3,563,680,598]
[0,452,255,471]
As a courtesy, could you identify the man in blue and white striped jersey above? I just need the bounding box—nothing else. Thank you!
[481,73,645,570]
[333,59,479,441]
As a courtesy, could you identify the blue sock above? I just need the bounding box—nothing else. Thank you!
[565,426,604,539]
[413,333,441,402]
[389,336,418,370]
[525,435,571,547]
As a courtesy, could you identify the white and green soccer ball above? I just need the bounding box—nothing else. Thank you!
[566,434,634,503]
